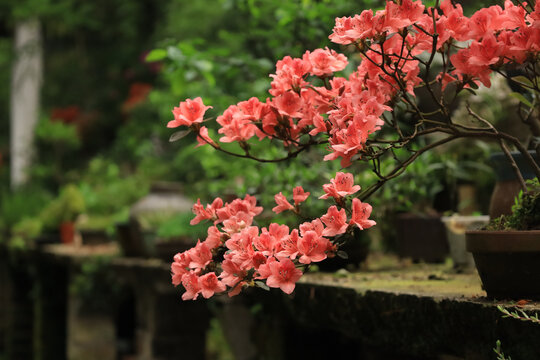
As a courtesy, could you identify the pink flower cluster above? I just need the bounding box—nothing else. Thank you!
[168,0,540,300]
[169,0,540,168]
[330,0,540,88]
[171,173,375,300]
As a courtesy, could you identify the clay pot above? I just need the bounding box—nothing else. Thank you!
[59,222,75,244]
[466,230,540,299]
[489,151,539,218]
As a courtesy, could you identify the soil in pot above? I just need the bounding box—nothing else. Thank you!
[466,230,540,299]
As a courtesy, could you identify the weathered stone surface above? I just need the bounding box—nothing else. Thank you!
[4,245,540,360]
[255,260,540,360]
[2,255,35,360]
[66,295,116,360]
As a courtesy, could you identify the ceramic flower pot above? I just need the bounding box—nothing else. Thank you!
[116,219,152,257]
[489,151,539,218]
[441,215,489,270]
[59,221,75,244]
[466,230,540,299]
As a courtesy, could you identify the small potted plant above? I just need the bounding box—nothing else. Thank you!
[40,184,86,244]
[379,151,450,263]
[466,179,540,298]
[160,0,540,300]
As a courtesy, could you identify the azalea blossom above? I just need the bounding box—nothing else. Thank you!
[272,192,294,214]
[350,198,377,230]
[168,0,540,301]
[297,230,330,264]
[303,47,348,77]
[181,272,201,301]
[265,258,303,294]
[168,97,212,128]
[319,172,361,200]
[292,186,310,206]
[320,206,349,237]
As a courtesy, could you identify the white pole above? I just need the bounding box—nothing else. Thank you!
[10,18,43,189]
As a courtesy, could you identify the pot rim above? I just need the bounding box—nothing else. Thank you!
[466,230,540,252]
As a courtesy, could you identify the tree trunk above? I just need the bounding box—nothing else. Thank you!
[10,18,43,189]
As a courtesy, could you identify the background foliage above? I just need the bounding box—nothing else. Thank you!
[0,0,499,244]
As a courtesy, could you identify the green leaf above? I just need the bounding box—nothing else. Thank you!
[167,46,185,62]
[337,250,348,259]
[511,75,534,88]
[169,130,191,142]
[509,92,533,108]
[145,49,167,62]
[255,281,270,291]
[464,88,477,96]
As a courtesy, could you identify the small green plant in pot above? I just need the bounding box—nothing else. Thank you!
[467,179,540,299]
[40,184,86,244]
[376,150,450,262]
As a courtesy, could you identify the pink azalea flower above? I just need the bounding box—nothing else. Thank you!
[299,219,325,237]
[319,172,361,200]
[171,252,191,286]
[320,206,349,237]
[195,126,217,147]
[220,258,246,287]
[275,229,300,260]
[238,97,270,120]
[272,91,304,118]
[297,230,330,264]
[269,56,311,96]
[191,198,223,225]
[255,223,289,256]
[304,47,348,77]
[222,212,254,234]
[198,272,226,299]
[181,272,201,300]
[188,241,213,270]
[468,33,505,67]
[256,256,277,279]
[203,226,223,249]
[350,198,377,230]
[292,186,310,206]
[272,192,294,214]
[252,252,268,270]
[383,0,425,32]
[168,97,212,128]
[329,11,376,45]
[265,258,303,294]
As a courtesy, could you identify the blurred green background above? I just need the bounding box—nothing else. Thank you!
[0,0,501,250]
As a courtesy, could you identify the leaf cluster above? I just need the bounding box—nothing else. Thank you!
[488,179,540,231]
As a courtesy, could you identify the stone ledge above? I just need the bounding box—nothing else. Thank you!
[276,267,540,360]
[4,244,540,359]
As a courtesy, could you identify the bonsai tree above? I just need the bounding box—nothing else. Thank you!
[40,184,86,230]
[166,0,540,300]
